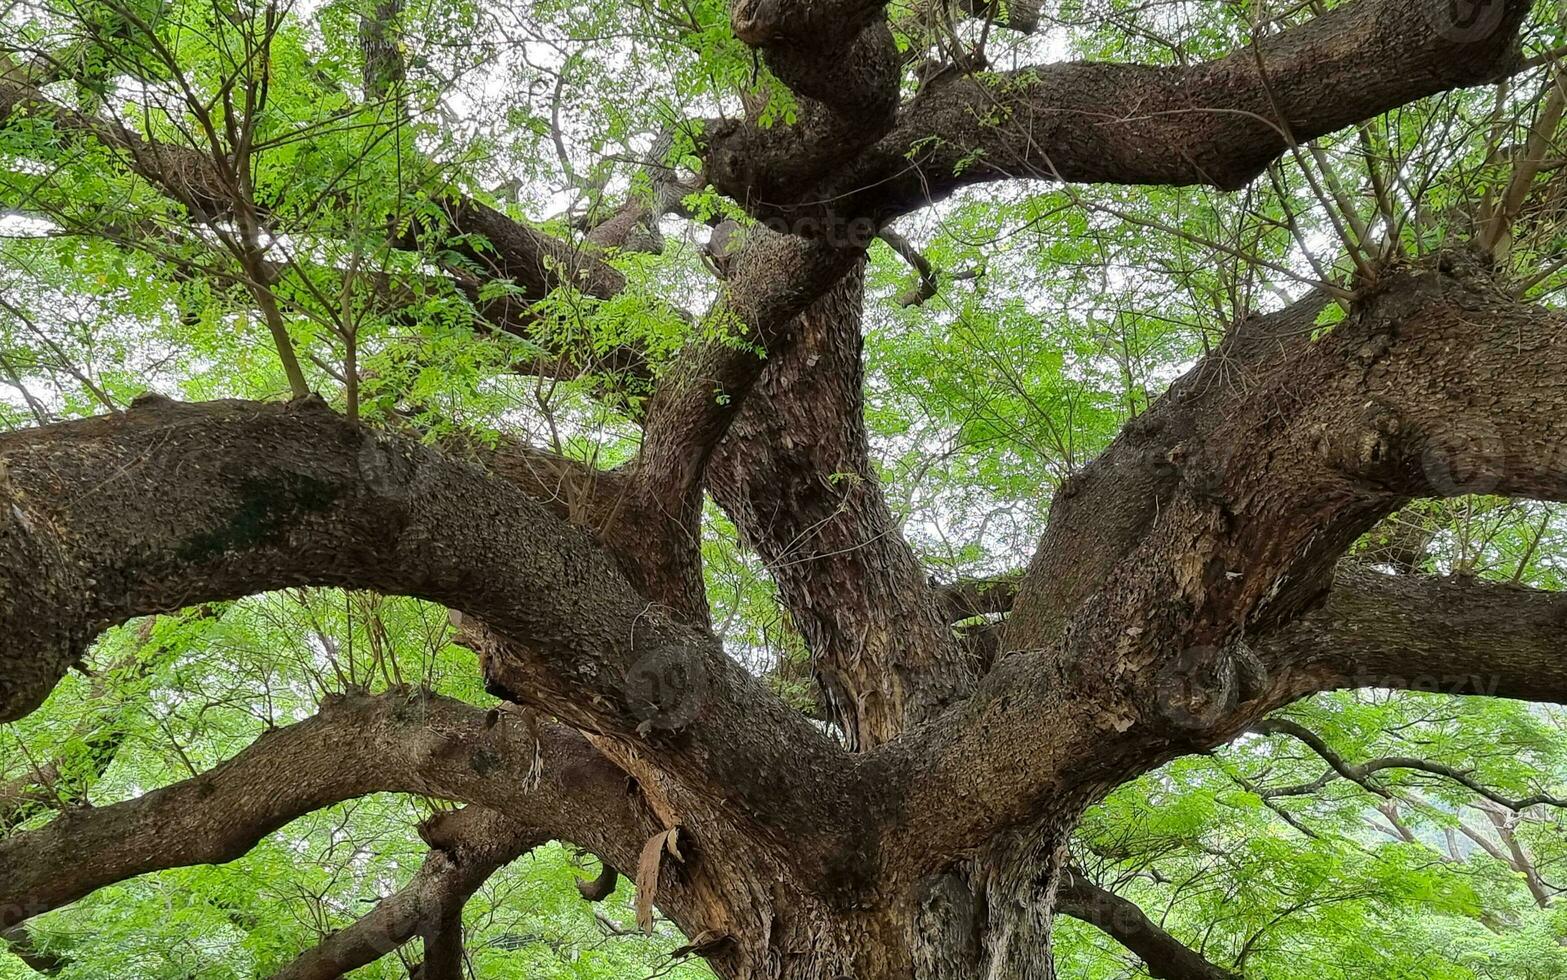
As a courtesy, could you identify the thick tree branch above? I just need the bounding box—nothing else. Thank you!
[0,687,802,978]
[934,575,1020,624]
[0,399,859,878]
[877,252,1567,878]
[1057,871,1239,980]
[726,0,1535,222]
[358,0,407,104]
[713,0,901,210]
[269,806,538,980]
[574,862,620,902]
[705,259,970,748]
[1260,563,1567,709]
[3,46,946,754]
[0,691,643,929]
[631,230,860,507]
[498,230,872,621]
[423,196,627,306]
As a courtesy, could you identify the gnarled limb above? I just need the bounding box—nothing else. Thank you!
[1057,871,1240,980]
[3,1,1563,975]
[0,691,645,929]
[706,259,971,748]
[1260,563,1567,709]
[423,196,627,307]
[0,399,856,870]
[618,231,868,624]
[935,575,1020,624]
[269,807,539,980]
[713,0,902,211]
[879,252,1567,878]
[732,0,1534,222]
[632,230,860,508]
[575,862,620,902]
[0,680,885,980]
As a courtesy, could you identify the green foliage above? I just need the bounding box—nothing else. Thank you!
[1,596,712,978]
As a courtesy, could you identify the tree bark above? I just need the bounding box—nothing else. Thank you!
[707,261,972,749]
[7,253,1567,979]
[878,251,1567,879]
[710,0,1534,223]
[0,692,649,929]
[1262,562,1567,708]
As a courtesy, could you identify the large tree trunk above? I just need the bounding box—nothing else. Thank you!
[910,844,1073,980]
[669,858,1071,980]
[706,256,1073,980]
[673,852,1074,980]
[7,251,1563,979]
[708,260,974,750]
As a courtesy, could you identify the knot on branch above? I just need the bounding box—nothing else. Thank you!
[1151,641,1269,736]
[286,391,334,414]
[729,0,883,46]
[1315,401,1405,485]
[418,809,466,853]
[729,0,788,44]
[625,641,711,735]
[574,862,619,901]
[1418,415,1510,497]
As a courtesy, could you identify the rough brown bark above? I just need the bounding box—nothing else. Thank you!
[715,0,902,215]
[0,692,648,929]
[1261,562,1567,707]
[696,221,1242,980]
[0,401,891,977]
[6,264,1560,972]
[883,252,1567,879]
[0,398,859,860]
[6,256,1566,980]
[707,261,972,749]
[710,0,1533,223]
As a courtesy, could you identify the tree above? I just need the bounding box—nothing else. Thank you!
[1,0,1567,976]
